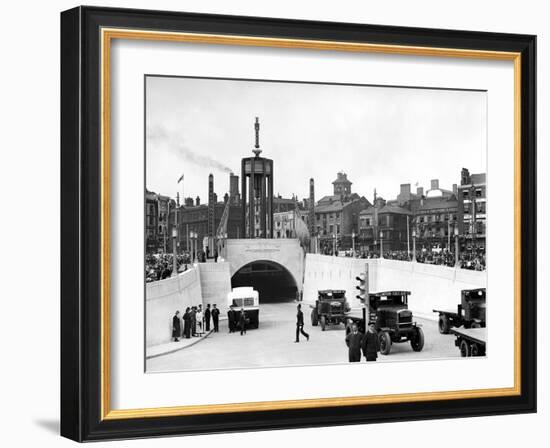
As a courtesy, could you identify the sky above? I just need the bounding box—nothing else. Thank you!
[145,76,486,204]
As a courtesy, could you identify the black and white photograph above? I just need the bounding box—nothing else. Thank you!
[144,75,488,372]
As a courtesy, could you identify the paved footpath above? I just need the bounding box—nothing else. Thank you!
[146,301,460,373]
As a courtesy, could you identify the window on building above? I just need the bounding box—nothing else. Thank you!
[329,225,333,234]
[476,188,482,198]
[463,190,469,199]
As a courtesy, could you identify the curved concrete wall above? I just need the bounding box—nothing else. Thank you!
[302,254,372,308]
[302,255,486,320]
[372,259,486,319]
[146,267,203,347]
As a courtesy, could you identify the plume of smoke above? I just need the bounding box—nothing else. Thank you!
[147,125,232,173]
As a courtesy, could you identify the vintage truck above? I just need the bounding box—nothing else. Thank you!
[311,290,351,331]
[347,291,424,355]
[451,327,486,357]
[433,288,486,334]
[227,287,260,329]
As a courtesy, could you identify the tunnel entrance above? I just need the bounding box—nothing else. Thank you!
[231,260,298,303]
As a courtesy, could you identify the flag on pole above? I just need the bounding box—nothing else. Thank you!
[177,174,184,184]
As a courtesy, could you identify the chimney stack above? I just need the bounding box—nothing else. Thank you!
[196,196,200,206]
[208,174,215,239]
[430,179,439,190]
[453,184,458,195]
[416,186,424,197]
[229,172,240,204]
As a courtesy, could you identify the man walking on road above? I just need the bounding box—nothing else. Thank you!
[295,304,310,342]
[345,322,363,362]
[362,322,379,362]
[238,307,248,335]
[211,304,220,332]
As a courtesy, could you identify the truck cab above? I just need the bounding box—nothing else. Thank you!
[311,290,351,331]
[368,291,424,355]
[227,287,260,329]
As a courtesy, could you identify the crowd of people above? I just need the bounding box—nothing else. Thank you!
[145,253,192,282]
[171,303,221,341]
[172,304,252,341]
[146,248,221,283]
[339,248,486,271]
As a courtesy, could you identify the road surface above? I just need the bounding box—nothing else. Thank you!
[146,301,461,373]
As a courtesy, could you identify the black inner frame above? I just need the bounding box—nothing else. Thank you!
[60,6,536,442]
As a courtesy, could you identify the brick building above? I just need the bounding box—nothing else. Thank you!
[145,190,175,253]
[315,172,370,252]
[457,168,486,251]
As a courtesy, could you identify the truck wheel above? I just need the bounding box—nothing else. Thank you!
[438,315,451,334]
[411,327,425,352]
[320,315,326,331]
[379,331,392,355]
[311,310,318,326]
[460,339,470,357]
[471,343,480,356]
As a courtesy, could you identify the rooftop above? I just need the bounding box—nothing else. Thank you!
[417,197,458,212]
[378,204,412,215]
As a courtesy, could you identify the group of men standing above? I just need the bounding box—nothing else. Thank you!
[345,322,379,362]
[172,303,220,342]
[227,306,249,335]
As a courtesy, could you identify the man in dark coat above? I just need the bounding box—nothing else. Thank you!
[227,306,235,333]
[183,307,191,339]
[211,304,220,332]
[190,306,197,337]
[362,322,379,362]
[172,311,181,342]
[345,323,363,362]
[204,304,211,332]
[238,307,247,335]
[295,304,309,342]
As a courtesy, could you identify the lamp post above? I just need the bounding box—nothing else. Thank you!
[352,231,356,256]
[379,230,384,259]
[189,231,196,263]
[195,231,199,262]
[454,226,460,267]
[332,233,336,256]
[171,227,178,277]
[412,229,417,262]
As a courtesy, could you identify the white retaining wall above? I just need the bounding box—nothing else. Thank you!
[145,267,203,347]
[302,254,486,320]
[302,254,374,308]
[198,262,232,313]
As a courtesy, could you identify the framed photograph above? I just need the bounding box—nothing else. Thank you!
[60,6,537,441]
